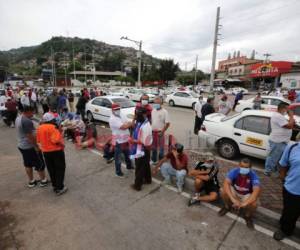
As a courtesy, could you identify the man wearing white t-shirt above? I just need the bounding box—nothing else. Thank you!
[218,95,232,115]
[264,103,295,176]
[151,97,170,164]
[194,96,205,135]
[109,103,133,177]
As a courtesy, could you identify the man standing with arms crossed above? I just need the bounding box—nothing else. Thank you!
[264,103,295,177]
[151,97,170,164]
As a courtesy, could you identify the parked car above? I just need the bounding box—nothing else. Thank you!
[235,96,290,112]
[199,110,294,160]
[225,87,249,95]
[85,96,135,123]
[165,91,203,109]
[108,88,124,96]
[125,89,156,102]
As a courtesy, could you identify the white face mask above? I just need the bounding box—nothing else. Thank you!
[141,100,148,106]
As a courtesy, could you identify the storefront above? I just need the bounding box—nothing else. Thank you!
[248,61,292,90]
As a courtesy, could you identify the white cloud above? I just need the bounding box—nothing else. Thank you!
[0,0,299,72]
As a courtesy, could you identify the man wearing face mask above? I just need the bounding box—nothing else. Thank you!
[109,103,133,177]
[218,158,261,229]
[194,96,204,135]
[188,152,219,206]
[151,97,170,164]
[153,143,188,193]
[135,94,152,122]
[130,107,153,191]
[264,103,295,177]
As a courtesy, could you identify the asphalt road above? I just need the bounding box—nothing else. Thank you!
[0,123,297,250]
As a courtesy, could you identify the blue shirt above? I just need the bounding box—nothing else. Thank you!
[279,143,300,195]
[296,91,300,102]
[227,168,260,195]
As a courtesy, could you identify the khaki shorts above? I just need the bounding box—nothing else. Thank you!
[230,186,251,202]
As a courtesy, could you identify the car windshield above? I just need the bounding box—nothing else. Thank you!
[190,92,199,98]
[112,98,135,108]
[221,113,241,122]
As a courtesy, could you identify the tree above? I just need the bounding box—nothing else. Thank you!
[158,59,179,81]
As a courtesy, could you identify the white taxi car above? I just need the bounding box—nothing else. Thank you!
[125,89,156,102]
[165,91,201,109]
[235,96,290,113]
[85,96,135,123]
[199,110,276,160]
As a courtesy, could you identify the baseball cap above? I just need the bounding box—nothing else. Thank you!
[205,152,215,161]
[42,112,55,122]
[111,103,120,110]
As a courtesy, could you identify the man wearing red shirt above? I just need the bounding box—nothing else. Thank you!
[5,97,18,127]
[153,143,188,193]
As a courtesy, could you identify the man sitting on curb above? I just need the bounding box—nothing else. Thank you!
[152,143,188,193]
[188,152,219,206]
[218,158,261,229]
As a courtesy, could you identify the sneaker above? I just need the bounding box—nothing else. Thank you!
[245,217,254,229]
[263,171,271,177]
[273,230,287,241]
[10,124,15,128]
[28,180,37,188]
[218,206,229,217]
[162,179,171,186]
[150,160,157,165]
[56,186,68,196]
[39,179,48,187]
[115,172,125,178]
[177,186,183,193]
[106,158,114,164]
[188,195,201,207]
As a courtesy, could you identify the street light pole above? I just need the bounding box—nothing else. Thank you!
[209,6,221,91]
[72,42,76,81]
[120,36,142,88]
[193,55,198,90]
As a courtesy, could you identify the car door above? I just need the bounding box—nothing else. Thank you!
[100,98,112,122]
[232,115,271,158]
[172,92,182,105]
[90,98,104,121]
[180,92,191,107]
[269,98,289,112]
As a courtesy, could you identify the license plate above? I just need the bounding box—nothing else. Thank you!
[246,137,263,146]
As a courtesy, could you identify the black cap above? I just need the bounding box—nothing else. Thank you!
[174,143,184,153]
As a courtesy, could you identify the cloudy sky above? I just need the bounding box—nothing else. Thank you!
[1,0,300,72]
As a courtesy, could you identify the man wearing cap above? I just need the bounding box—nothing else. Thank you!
[16,106,48,188]
[218,95,232,115]
[218,158,261,229]
[37,112,67,195]
[109,103,133,177]
[188,152,220,206]
[153,143,188,193]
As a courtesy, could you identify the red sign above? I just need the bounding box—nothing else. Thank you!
[249,61,292,78]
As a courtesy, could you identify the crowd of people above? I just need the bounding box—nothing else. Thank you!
[0,85,300,242]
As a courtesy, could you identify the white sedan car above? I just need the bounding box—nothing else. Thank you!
[85,96,135,123]
[165,91,200,109]
[199,110,280,160]
[235,96,290,113]
[125,89,156,102]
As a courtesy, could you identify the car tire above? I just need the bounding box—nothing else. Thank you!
[87,111,94,122]
[217,139,239,159]
[169,100,175,106]
[192,102,196,109]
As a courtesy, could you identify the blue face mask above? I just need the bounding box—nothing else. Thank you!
[240,167,250,175]
[153,103,161,110]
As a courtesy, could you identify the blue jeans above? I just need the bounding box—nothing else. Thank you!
[265,140,287,173]
[151,131,165,162]
[160,162,187,189]
[114,142,132,175]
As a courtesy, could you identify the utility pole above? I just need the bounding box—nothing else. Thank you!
[209,6,221,91]
[120,36,142,88]
[193,55,198,90]
[185,62,187,71]
[263,53,272,63]
[84,48,87,85]
[51,47,55,86]
[72,42,76,81]
[64,54,67,86]
[92,50,96,83]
